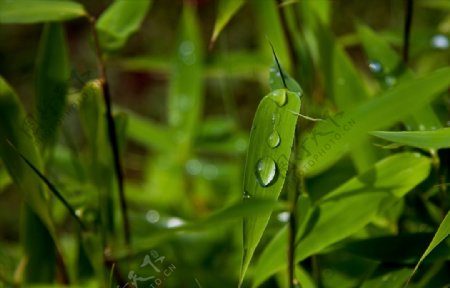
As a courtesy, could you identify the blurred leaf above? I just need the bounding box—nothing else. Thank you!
[338,233,450,264]
[210,0,245,46]
[0,0,87,24]
[168,4,203,161]
[120,108,172,152]
[361,267,412,288]
[357,24,442,130]
[96,0,152,52]
[407,211,450,285]
[371,128,450,150]
[251,0,291,71]
[253,153,431,286]
[35,23,70,148]
[300,67,450,176]
[0,77,58,282]
[240,89,301,286]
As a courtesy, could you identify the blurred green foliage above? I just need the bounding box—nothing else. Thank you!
[0,0,449,287]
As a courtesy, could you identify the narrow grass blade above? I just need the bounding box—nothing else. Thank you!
[96,0,152,52]
[406,211,450,286]
[300,67,450,176]
[0,0,87,24]
[35,23,70,148]
[240,88,301,285]
[253,153,431,286]
[210,0,245,47]
[7,140,86,230]
[371,128,450,150]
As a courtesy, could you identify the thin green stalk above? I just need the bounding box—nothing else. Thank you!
[88,16,130,246]
[7,140,87,231]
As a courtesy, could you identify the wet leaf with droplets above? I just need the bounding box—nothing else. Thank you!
[240,86,301,285]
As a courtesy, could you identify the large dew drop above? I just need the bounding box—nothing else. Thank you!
[269,89,287,106]
[267,130,281,148]
[255,157,278,187]
[368,60,383,75]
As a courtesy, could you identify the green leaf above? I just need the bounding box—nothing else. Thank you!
[0,0,87,24]
[96,0,152,52]
[357,24,442,130]
[362,267,412,288]
[300,67,450,176]
[168,4,203,161]
[35,23,70,147]
[0,77,58,282]
[338,233,450,264]
[253,153,431,286]
[407,211,450,286]
[240,89,301,286]
[371,128,450,150]
[210,0,245,45]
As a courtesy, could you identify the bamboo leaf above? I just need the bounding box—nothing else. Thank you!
[240,88,301,285]
[0,0,87,24]
[253,153,431,286]
[406,211,450,286]
[96,0,152,52]
[300,67,450,176]
[371,128,450,150]
[0,77,58,282]
[35,23,70,147]
[210,0,245,46]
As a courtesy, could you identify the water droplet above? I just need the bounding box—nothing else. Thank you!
[368,60,383,74]
[179,41,196,65]
[255,157,278,187]
[186,159,202,175]
[277,212,290,222]
[146,210,160,223]
[431,34,449,50]
[166,217,184,228]
[267,130,281,148]
[272,112,280,124]
[270,89,287,106]
[243,190,252,200]
[384,75,397,87]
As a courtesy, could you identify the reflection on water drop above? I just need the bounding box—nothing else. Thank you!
[368,60,383,74]
[267,130,281,148]
[277,211,290,222]
[243,190,252,200]
[166,217,184,228]
[431,34,449,50]
[270,89,287,106]
[146,210,160,224]
[255,157,278,187]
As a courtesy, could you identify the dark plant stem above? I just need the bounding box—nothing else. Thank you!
[88,16,130,246]
[403,0,413,64]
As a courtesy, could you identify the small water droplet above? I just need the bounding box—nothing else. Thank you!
[243,190,252,199]
[179,41,196,65]
[431,34,449,50]
[277,212,290,222]
[267,130,281,148]
[368,60,383,74]
[384,75,397,87]
[186,159,202,175]
[166,217,184,228]
[272,112,280,124]
[255,157,278,187]
[270,89,287,106]
[146,210,160,223]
